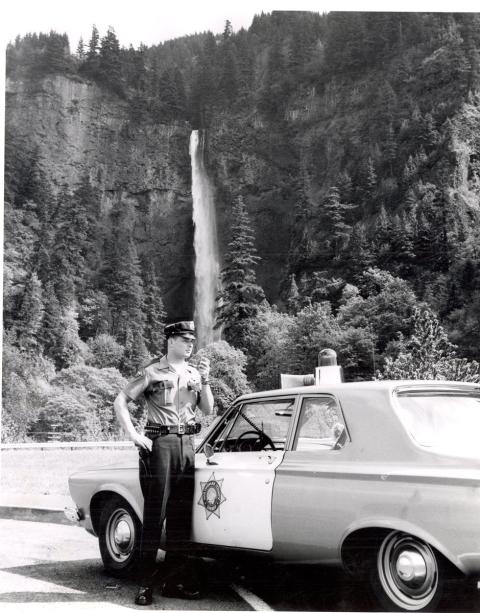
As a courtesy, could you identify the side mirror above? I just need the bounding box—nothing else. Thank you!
[204,443,217,465]
[332,423,347,450]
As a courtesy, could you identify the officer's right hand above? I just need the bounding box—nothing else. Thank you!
[133,432,152,452]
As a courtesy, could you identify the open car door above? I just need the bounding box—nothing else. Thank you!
[192,397,296,550]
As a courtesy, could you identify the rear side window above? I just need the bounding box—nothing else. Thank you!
[293,396,347,451]
[395,390,480,459]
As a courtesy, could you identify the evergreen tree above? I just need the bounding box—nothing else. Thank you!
[157,66,187,120]
[219,42,239,103]
[72,174,101,273]
[84,24,100,76]
[285,274,301,314]
[51,186,88,303]
[55,307,88,370]
[223,20,233,40]
[235,28,254,100]
[258,33,286,118]
[384,123,398,176]
[76,37,85,59]
[121,324,150,376]
[321,185,356,259]
[373,204,394,263]
[216,196,265,350]
[342,222,375,281]
[101,200,147,356]
[142,261,166,355]
[87,25,99,59]
[99,26,122,93]
[337,170,353,204]
[360,157,377,210]
[379,308,480,382]
[390,212,415,276]
[190,32,218,126]
[42,32,69,74]
[40,281,63,363]
[16,272,44,351]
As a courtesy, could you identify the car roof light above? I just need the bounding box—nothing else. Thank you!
[279,349,343,388]
[315,348,344,385]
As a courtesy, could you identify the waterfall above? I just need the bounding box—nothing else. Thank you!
[190,130,221,348]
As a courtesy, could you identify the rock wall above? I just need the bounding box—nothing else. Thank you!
[6,75,195,314]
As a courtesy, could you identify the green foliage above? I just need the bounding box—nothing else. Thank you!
[378,308,480,382]
[30,365,130,441]
[16,272,44,352]
[86,334,124,368]
[248,307,295,390]
[287,302,342,374]
[320,185,356,258]
[2,333,55,442]
[216,196,266,351]
[4,11,480,441]
[191,341,251,416]
[142,261,166,355]
[56,307,90,370]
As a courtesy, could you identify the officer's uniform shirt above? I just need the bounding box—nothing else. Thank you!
[124,355,202,426]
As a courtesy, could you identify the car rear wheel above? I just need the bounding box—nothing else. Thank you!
[98,496,141,578]
[370,531,444,611]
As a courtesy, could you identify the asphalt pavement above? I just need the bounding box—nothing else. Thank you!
[0,516,253,610]
[1,496,479,612]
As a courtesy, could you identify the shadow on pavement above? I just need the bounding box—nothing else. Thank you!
[0,558,249,610]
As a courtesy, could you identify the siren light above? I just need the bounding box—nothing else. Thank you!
[280,348,344,389]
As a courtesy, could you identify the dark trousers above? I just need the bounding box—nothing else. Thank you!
[138,433,196,586]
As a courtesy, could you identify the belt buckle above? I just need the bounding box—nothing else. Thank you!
[178,423,185,435]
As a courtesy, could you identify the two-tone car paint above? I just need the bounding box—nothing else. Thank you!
[67,378,480,611]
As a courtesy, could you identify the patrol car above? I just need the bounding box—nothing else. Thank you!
[66,351,480,612]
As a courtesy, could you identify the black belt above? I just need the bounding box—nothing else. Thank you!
[145,423,201,436]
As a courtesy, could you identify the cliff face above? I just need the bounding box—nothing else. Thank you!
[203,117,297,302]
[5,75,195,313]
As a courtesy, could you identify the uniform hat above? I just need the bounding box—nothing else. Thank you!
[164,320,196,340]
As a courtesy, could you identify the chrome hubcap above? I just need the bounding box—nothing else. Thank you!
[378,532,438,610]
[114,519,132,549]
[396,550,428,584]
[106,509,135,563]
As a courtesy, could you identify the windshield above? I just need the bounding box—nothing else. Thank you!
[395,390,480,459]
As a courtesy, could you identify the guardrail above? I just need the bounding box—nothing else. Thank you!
[1,441,135,451]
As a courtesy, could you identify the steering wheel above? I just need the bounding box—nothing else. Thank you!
[234,430,276,452]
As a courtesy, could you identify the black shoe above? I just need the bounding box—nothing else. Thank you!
[162,581,201,600]
[135,586,153,606]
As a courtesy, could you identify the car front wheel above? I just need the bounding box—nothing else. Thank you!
[98,496,141,578]
[370,531,444,611]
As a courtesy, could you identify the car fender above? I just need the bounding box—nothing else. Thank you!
[91,482,143,524]
[339,516,463,574]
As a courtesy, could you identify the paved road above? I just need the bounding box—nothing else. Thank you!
[0,519,250,611]
[1,518,479,612]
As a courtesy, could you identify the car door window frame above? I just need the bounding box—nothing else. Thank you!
[200,395,300,453]
[291,394,350,452]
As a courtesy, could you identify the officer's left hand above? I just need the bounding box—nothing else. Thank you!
[197,357,210,380]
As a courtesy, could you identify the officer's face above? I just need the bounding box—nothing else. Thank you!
[169,334,195,359]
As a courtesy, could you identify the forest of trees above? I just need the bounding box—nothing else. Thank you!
[4,12,480,442]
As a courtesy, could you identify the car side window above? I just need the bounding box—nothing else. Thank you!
[294,396,347,452]
[212,399,294,452]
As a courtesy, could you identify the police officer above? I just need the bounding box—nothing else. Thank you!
[114,320,213,606]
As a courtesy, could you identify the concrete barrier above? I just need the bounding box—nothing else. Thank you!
[1,441,134,451]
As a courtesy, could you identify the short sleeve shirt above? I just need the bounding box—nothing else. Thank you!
[124,356,202,426]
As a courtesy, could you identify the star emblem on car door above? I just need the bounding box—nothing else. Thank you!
[197,472,226,519]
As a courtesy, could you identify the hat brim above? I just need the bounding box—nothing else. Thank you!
[177,333,196,341]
